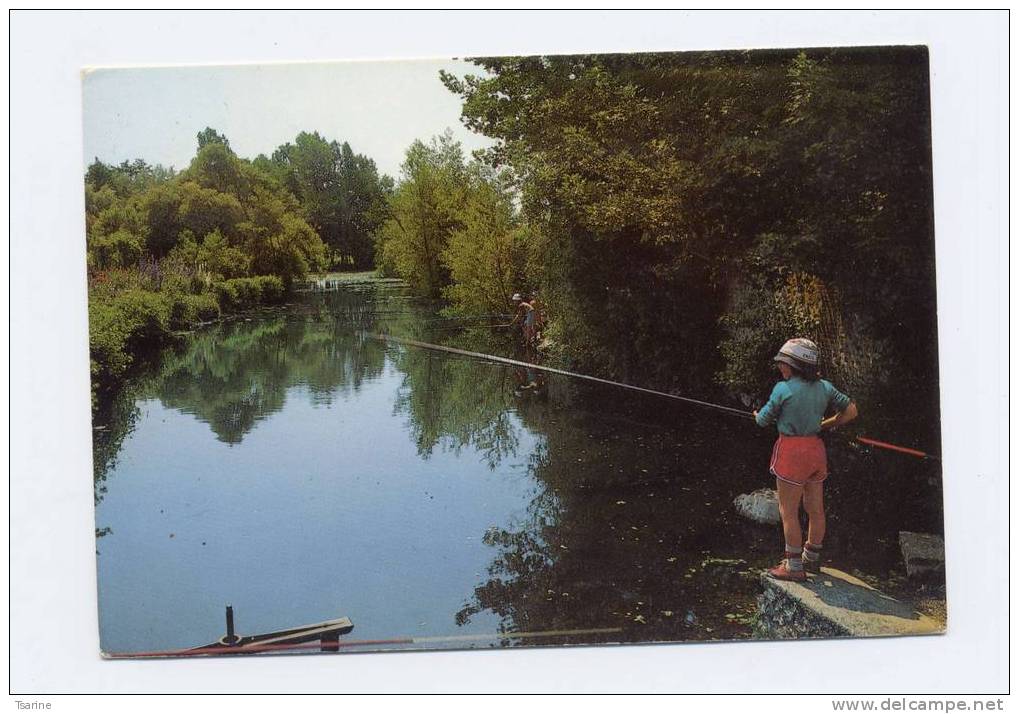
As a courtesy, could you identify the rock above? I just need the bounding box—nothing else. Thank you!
[734,488,780,525]
[756,567,943,639]
[898,531,945,578]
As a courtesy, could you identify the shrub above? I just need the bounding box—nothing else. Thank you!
[90,274,287,412]
[188,292,222,321]
[168,292,221,328]
[88,289,174,395]
[214,276,286,310]
[214,280,241,310]
[87,265,156,301]
[111,290,173,349]
[253,275,285,303]
[87,229,144,270]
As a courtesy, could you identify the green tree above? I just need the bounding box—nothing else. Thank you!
[166,229,251,281]
[376,132,468,298]
[176,181,245,244]
[441,168,527,315]
[238,185,327,285]
[85,158,115,190]
[269,132,392,270]
[86,192,150,269]
[443,48,938,446]
[333,140,392,270]
[87,229,145,270]
[197,127,231,150]
[185,142,246,196]
[138,182,182,257]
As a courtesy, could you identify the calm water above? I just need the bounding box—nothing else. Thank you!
[93,279,944,655]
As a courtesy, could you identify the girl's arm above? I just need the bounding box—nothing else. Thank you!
[754,383,788,427]
[821,401,859,430]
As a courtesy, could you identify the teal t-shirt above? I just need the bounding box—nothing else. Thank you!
[755,377,851,436]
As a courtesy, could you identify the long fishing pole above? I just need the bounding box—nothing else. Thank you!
[855,436,932,460]
[375,333,940,461]
[105,626,624,659]
[375,333,756,419]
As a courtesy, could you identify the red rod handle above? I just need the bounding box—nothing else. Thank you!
[856,436,929,459]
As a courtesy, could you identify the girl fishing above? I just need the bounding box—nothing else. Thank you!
[753,338,858,581]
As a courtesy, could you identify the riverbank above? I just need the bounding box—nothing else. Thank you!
[90,269,398,416]
[88,275,290,413]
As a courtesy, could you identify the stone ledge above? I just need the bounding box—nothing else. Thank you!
[756,567,944,639]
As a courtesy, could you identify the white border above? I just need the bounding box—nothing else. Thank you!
[8,9,1010,695]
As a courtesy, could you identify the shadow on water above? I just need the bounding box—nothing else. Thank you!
[92,279,945,651]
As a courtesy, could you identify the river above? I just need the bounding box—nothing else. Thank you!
[92,277,944,655]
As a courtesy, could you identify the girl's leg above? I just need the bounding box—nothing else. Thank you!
[802,480,826,547]
[775,478,805,550]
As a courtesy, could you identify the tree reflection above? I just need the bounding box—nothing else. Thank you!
[455,393,770,644]
[147,317,386,444]
[92,384,143,506]
[93,281,765,636]
[391,345,522,469]
[90,281,943,643]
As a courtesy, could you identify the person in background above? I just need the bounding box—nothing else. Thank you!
[529,290,546,344]
[753,338,858,581]
[509,292,535,347]
[522,293,538,345]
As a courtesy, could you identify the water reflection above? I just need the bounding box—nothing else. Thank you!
[455,395,773,643]
[92,280,944,652]
[392,348,522,469]
[154,319,386,444]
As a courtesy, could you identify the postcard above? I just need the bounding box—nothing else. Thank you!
[84,47,945,658]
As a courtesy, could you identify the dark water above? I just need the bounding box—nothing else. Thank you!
[93,279,944,655]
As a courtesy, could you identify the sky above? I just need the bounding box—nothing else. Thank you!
[81,58,496,180]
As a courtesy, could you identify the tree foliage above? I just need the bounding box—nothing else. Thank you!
[441,169,528,315]
[85,129,339,411]
[85,135,328,284]
[196,126,230,150]
[375,133,469,299]
[442,48,937,442]
[376,132,530,313]
[268,131,392,269]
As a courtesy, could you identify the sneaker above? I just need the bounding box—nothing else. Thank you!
[802,544,823,574]
[767,561,807,582]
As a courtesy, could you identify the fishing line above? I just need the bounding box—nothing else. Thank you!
[375,334,756,419]
[375,333,940,460]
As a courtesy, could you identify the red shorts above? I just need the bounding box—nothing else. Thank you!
[770,434,828,486]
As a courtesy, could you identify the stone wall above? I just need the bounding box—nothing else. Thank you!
[755,567,942,640]
[755,581,851,639]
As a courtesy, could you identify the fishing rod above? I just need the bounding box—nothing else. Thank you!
[375,333,940,461]
[376,333,756,419]
[105,626,624,659]
[855,436,933,460]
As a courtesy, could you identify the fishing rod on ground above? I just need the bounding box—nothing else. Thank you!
[374,333,940,461]
[105,625,624,659]
[369,313,514,326]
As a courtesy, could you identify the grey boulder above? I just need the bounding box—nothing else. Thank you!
[734,488,781,525]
